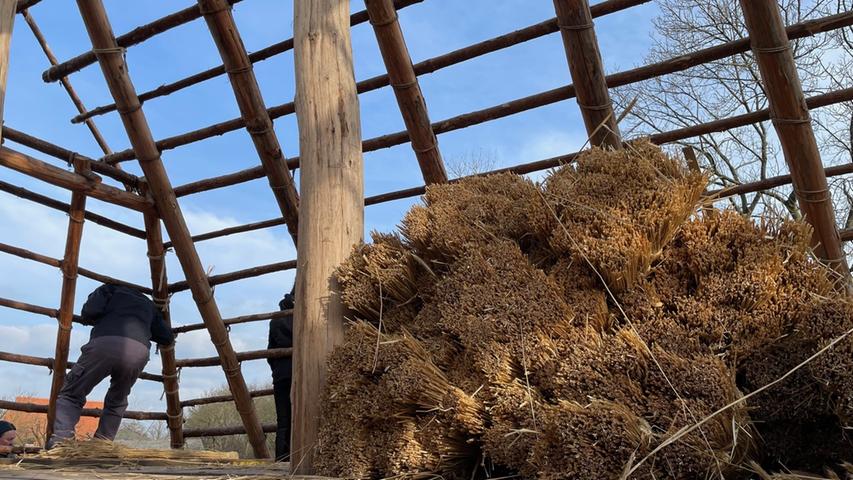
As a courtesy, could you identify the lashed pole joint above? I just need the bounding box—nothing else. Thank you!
[365,0,447,184]
[739,0,850,288]
[45,157,88,443]
[75,0,269,458]
[196,0,300,244]
[552,0,621,149]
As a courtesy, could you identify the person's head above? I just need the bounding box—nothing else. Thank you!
[0,421,16,447]
[279,286,295,311]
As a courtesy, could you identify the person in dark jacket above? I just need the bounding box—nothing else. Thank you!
[268,288,294,462]
[47,283,174,448]
[0,421,17,458]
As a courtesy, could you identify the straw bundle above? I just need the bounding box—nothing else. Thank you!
[322,142,852,479]
[38,439,238,462]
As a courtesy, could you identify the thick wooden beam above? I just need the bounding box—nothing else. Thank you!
[21,10,114,156]
[196,0,300,243]
[118,8,853,174]
[3,126,139,189]
[180,388,274,408]
[0,350,164,382]
[0,146,152,211]
[45,165,86,442]
[184,423,276,438]
[293,0,364,472]
[0,180,146,239]
[740,0,849,283]
[552,0,621,148]
[72,0,424,122]
[0,241,152,293]
[167,260,296,293]
[0,0,13,142]
[175,348,291,368]
[75,0,269,458]
[16,0,42,12]
[0,399,166,421]
[365,0,446,184]
[100,0,651,164]
[143,213,184,449]
[173,309,292,335]
[43,0,244,82]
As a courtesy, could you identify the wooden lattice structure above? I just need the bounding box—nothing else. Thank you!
[0,0,852,474]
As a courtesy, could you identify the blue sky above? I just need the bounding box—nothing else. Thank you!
[0,1,658,412]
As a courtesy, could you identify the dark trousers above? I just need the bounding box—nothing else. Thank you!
[49,336,149,446]
[273,378,292,462]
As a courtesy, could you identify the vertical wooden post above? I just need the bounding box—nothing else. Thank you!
[293,0,364,472]
[364,0,447,184]
[45,159,88,443]
[740,0,851,286]
[0,0,15,142]
[75,0,269,458]
[552,0,621,149]
[143,212,184,449]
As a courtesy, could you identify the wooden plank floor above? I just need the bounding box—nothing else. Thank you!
[0,459,334,479]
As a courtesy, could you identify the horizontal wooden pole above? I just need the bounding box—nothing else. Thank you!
[840,229,853,242]
[0,399,167,421]
[0,350,163,382]
[0,241,153,294]
[0,146,152,212]
[167,85,853,245]
[174,347,291,368]
[184,423,276,438]
[100,0,650,164]
[42,0,244,82]
[0,179,147,239]
[166,8,853,200]
[0,296,58,318]
[72,0,425,124]
[180,388,274,408]
[167,260,296,293]
[3,126,140,189]
[173,309,291,335]
[162,217,286,249]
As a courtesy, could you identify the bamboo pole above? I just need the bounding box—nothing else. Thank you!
[180,388,273,408]
[21,10,115,157]
[0,146,152,211]
[0,351,164,382]
[3,126,139,189]
[45,160,87,443]
[72,0,424,121]
[293,0,364,472]
[740,0,849,284]
[196,0,299,243]
[0,296,60,318]
[0,241,152,293]
[173,309,292,335]
[365,0,446,184]
[104,9,853,167]
[0,399,166,421]
[552,0,620,148]
[0,179,146,238]
[43,0,244,82]
[175,348,291,368]
[143,212,184,449]
[184,423,276,438]
[167,260,296,293]
[75,0,269,458]
[0,0,13,143]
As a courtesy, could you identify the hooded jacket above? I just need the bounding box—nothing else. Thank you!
[268,292,293,383]
[80,283,174,348]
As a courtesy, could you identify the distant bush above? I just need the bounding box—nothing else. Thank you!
[183,383,277,458]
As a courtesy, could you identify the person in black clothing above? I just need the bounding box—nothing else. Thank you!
[47,283,175,448]
[268,288,294,462]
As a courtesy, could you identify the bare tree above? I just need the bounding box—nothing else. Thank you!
[613,0,852,223]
